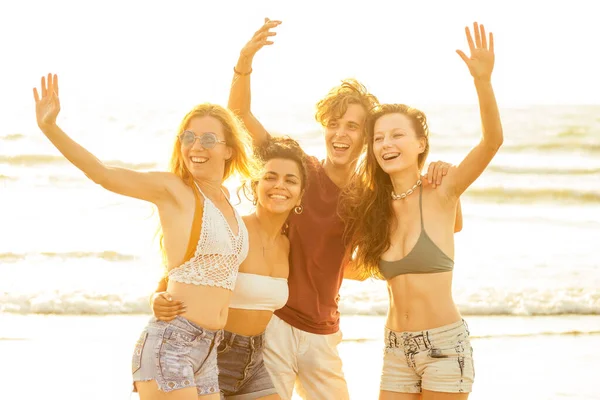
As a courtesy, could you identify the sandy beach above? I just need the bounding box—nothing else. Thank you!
[1,313,599,400]
[2,3,600,399]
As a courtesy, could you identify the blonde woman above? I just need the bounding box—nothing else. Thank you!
[33,74,254,400]
[154,137,309,399]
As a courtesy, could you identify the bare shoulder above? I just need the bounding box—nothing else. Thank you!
[222,185,231,199]
[158,172,196,206]
[280,234,290,253]
[278,234,291,278]
[242,214,255,226]
[422,173,457,206]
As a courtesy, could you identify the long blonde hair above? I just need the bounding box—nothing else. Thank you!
[159,103,256,267]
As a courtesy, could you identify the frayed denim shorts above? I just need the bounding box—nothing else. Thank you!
[380,319,474,394]
[132,316,223,396]
[218,330,277,399]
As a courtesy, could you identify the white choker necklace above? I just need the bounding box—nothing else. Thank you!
[391,179,422,200]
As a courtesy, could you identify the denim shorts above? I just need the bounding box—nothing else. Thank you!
[380,319,475,394]
[218,330,277,399]
[132,316,223,396]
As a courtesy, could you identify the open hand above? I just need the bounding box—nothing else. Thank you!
[33,73,61,129]
[240,18,282,59]
[456,22,495,81]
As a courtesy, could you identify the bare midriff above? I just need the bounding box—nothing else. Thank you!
[167,280,232,330]
[224,309,274,336]
[386,271,462,332]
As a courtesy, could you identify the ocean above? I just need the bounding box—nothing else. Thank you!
[1,102,600,399]
[1,103,599,319]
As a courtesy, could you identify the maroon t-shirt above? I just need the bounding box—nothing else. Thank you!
[274,156,347,334]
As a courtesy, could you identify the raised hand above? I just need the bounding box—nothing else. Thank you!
[456,22,495,81]
[240,18,281,60]
[33,73,61,129]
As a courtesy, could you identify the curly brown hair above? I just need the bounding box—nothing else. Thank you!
[315,78,380,127]
[239,136,309,204]
[339,104,431,279]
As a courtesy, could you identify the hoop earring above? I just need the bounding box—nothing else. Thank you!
[294,205,303,215]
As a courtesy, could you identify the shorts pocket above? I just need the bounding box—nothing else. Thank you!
[158,328,197,381]
[428,336,472,359]
[326,330,343,347]
[217,340,231,355]
[132,330,148,374]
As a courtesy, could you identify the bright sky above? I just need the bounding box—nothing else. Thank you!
[1,0,599,120]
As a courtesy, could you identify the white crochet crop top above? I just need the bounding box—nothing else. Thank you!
[168,183,249,290]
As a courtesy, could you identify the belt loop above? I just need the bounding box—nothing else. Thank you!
[463,319,470,335]
[387,329,395,348]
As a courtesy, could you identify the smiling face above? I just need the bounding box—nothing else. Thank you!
[255,158,304,215]
[323,103,367,167]
[372,112,426,175]
[180,116,233,182]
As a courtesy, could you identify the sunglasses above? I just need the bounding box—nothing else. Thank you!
[178,131,227,149]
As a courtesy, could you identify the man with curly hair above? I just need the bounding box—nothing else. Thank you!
[227,18,458,400]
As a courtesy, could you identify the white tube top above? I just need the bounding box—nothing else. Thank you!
[229,272,289,312]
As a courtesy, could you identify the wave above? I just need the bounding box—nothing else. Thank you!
[463,187,600,204]
[502,142,600,153]
[487,165,600,175]
[0,154,158,170]
[1,287,598,316]
[341,330,600,342]
[433,141,600,155]
[469,330,600,339]
[338,286,600,317]
[0,133,25,141]
[0,292,151,314]
[0,251,137,263]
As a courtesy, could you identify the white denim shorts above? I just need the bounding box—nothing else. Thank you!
[380,319,474,394]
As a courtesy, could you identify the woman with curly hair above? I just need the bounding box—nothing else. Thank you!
[154,137,308,399]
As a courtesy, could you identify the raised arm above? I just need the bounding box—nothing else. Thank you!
[422,161,463,232]
[228,18,281,147]
[445,22,504,198]
[454,197,463,232]
[33,74,180,205]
